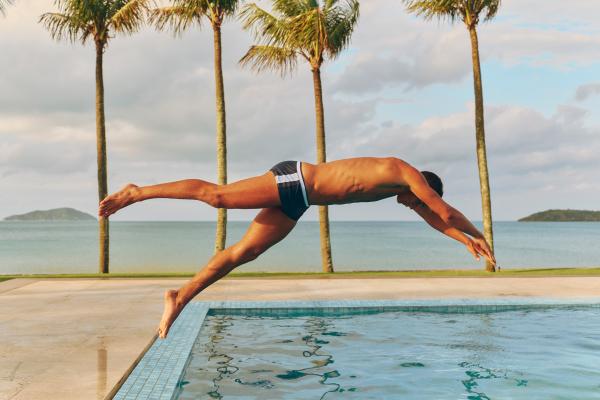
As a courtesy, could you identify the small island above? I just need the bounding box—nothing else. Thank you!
[519,209,600,222]
[4,207,96,221]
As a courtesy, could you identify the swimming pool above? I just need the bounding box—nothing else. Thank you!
[111,300,600,400]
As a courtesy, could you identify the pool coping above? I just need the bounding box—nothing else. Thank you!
[109,297,600,400]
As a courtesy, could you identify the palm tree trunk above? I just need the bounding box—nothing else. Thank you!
[311,67,334,273]
[468,27,495,272]
[95,41,109,274]
[212,22,227,253]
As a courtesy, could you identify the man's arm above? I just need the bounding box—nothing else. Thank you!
[412,204,490,262]
[397,161,496,265]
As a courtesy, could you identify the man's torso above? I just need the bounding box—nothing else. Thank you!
[300,157,407,205]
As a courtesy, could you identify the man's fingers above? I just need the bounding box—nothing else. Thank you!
[474,243,495,265]
[475,241,495,264]
[467,243,482,260]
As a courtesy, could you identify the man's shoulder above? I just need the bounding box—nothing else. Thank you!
[381,157,414,171]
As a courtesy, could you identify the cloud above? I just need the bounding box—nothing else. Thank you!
[330,0,600,95]
[331,28,470,94]
[333,102,600,197]
[575,83,600,101]
[483,26,600,68]
[1,0,600,221]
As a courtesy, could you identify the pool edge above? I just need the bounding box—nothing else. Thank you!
[103,333,158,400]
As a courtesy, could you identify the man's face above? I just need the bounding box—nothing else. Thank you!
[396,192,425,210]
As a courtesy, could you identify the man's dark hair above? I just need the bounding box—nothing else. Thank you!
[420,171,443,197]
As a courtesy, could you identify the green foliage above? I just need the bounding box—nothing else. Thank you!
[149,0,240,33]
[0,0,14,16]
[39,0,151,47]
[402,0,500,27]
[4,268,600,280]
[519,209,600,222]
[239,0,360,74]
[240,45,298,76]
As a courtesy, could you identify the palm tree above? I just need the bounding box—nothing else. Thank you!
[40,0,150,274]
[0,0,13,16]
[150,0,239,254]
[240,0,360,273]
[403,0,499,271]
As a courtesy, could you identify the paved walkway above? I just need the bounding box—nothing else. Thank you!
[1,277,599,400]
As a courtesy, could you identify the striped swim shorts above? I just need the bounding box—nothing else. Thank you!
[269,160,310,221]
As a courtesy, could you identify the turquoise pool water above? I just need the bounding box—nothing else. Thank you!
[176,307,600,399]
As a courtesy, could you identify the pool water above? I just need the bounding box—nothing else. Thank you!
[176,308,600,399]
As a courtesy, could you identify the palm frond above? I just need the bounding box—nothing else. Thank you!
[239,44,298,76]
[477,0,501,22]
[402,0,461,23]
[242,0,359,70]
[0,0,14,16]
[272,0,314,18]
[324,0,359,58]
[169,0,212,17]
[110,0,152,34]
[215,0,240,16]
[39,11,92,43]
[74,0,108,23]
[403,0,500,25]
[279,6,330,60]
[149,5,202,35]
[239,3,288,46]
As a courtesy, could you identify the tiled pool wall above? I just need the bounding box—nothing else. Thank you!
[111,304,209,400]
[111,298,600,400]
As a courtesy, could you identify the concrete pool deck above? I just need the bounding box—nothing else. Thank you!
[1,276,599,400]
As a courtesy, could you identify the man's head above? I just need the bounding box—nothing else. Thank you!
[396,171,443,210]
[420,171,443,197]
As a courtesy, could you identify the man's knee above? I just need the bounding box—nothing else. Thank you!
[205,185,225,208]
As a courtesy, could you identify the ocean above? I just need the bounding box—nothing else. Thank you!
[0,221,599,275]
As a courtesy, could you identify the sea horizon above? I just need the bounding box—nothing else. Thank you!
[2,220,599,275]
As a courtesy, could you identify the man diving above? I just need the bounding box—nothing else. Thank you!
[98,157,496,338]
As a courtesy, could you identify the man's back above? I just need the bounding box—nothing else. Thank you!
[302,157,406,205]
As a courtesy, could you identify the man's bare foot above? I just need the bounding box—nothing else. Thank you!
[158,289,183,339]
[98,183,139,217]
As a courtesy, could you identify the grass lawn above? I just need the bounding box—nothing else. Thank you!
[1,267,600,281]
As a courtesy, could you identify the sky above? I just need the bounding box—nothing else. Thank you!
[1,0,599,222]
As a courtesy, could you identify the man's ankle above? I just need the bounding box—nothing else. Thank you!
[174,291,186,309]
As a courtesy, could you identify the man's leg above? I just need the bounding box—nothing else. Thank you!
[157,207,297,338]
[98,172,279,218]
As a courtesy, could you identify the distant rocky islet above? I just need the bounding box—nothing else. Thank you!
[519,209,600,222]
[4,207,96,221]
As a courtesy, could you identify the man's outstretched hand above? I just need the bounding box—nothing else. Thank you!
[465,237,496,266]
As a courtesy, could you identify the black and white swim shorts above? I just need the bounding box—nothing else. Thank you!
[269,160,310,221]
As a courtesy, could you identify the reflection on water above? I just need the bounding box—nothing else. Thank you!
[459,362,528,400]
[451,314,527,400]
[276,317,341,399]
[205,316,237,399]
[185,316,347,399]
[96,336,107,400]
